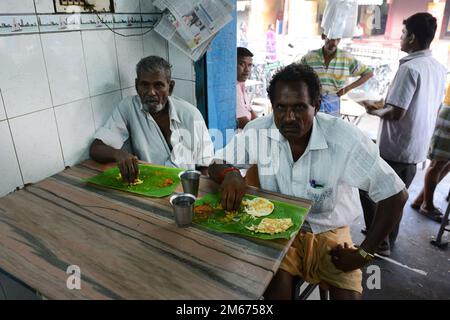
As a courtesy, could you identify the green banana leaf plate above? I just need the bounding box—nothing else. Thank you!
[85,164,184,197]
[193,193,308,240]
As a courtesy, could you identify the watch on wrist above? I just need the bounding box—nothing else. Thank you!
[358,247,374,262]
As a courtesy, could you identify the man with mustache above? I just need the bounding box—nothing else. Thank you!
[208,63,407,299]
[298,34,373,116]
[236,47,257,129]
[90,56,214,184]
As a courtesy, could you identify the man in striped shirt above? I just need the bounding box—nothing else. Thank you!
[299,34,373,116]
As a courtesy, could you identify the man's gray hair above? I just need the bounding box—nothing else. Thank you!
[136,55,172,80]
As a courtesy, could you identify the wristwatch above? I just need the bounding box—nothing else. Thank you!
[357,247,374,262]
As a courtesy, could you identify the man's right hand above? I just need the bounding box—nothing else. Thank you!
[114,150,140,184]
[220,171,246,211]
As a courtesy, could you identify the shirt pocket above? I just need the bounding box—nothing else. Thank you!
[306,186,335,213]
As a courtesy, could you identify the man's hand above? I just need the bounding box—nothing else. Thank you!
[329,243,366,272]
[361,99,384,111]
[220,171,246,211]
[114,150,139,184]
[336,88,346,97]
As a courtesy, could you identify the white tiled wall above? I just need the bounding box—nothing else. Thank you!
[114,0,141,13]
[0,121,23,197]
[91,91,122,130]
[0,92,6,121]
[143,31,168,60]
[35,0,55,14]
[41,32,90,106]
[169,43,196,81]
[0,0,35,14]
[0,3,197,197]
[0,34,52,118]
[55,98,95,166]
[9,108,65,184]
[173,79,196,106]
[140,0,157,12]
[81,30,120,96]
[115,29,144,88]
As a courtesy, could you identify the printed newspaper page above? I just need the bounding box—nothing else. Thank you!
[153,0,233,60]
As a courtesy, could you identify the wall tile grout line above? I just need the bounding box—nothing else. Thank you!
[36,7,67,166]
[112,25,124,100]
[0,88,25,188]
[79,30,97,141]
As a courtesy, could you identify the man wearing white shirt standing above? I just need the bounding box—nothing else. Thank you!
[361,13,447,255]
[90,56,214,184]
[209,63,408,299]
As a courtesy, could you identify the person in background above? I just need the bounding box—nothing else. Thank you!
[411,84,450,222]
[299,33,373,117]
[265,24,277,61]
[236,47,257,130]
[238,21,248,47]
[209,63,407,300]
[361,12,447,255]
[90,56,214,184]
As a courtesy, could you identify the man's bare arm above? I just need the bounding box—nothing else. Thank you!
[90,139,139,183]
[367,103,407,121]
[337,71,373,97]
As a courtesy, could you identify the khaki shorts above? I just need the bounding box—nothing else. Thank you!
[280,226,363,294]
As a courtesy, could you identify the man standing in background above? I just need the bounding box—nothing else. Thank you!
[236,47,257,129]
[299,33,373,116]
[361,13,447,255]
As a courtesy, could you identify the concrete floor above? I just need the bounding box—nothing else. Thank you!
[351,163,450,300]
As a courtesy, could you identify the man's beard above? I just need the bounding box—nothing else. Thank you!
[143,102,164,114]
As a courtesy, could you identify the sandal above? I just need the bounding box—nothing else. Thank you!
[418,206,444,223]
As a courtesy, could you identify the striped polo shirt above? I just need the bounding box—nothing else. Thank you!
[299,48,372,94]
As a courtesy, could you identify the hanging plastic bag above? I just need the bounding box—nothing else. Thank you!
[321,0,358,39]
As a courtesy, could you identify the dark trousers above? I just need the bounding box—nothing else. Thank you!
[359,160,416,246]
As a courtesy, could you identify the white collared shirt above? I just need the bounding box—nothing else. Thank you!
[215,113,405,234]
[380,49,447,164]
[94,95,214,169]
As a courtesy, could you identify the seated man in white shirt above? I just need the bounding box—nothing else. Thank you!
[90,55,214,183]
[208,63,408,300]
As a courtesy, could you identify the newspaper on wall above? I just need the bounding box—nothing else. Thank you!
[153,0,234,61]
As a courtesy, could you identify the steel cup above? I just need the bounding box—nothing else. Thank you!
[169,193,196,227]
[178,170,201,197]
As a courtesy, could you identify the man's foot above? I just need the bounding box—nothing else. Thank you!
[410,202,421,210]
[418,205,446,223]
[375,241,390,257]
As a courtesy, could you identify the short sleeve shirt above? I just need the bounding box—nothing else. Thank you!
[94,95,214,169]
[215,113,405,234]
[299,48,372,94]
[379,49,447,164]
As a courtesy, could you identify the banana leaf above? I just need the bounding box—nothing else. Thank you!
[85,164,183,197]
[193,193,308,240]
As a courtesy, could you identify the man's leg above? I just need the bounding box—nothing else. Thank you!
[422,160,450,211]
[263,269,294,300]
[386,161,416,245]
[359,189,377,232]
[359,190,390,254]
